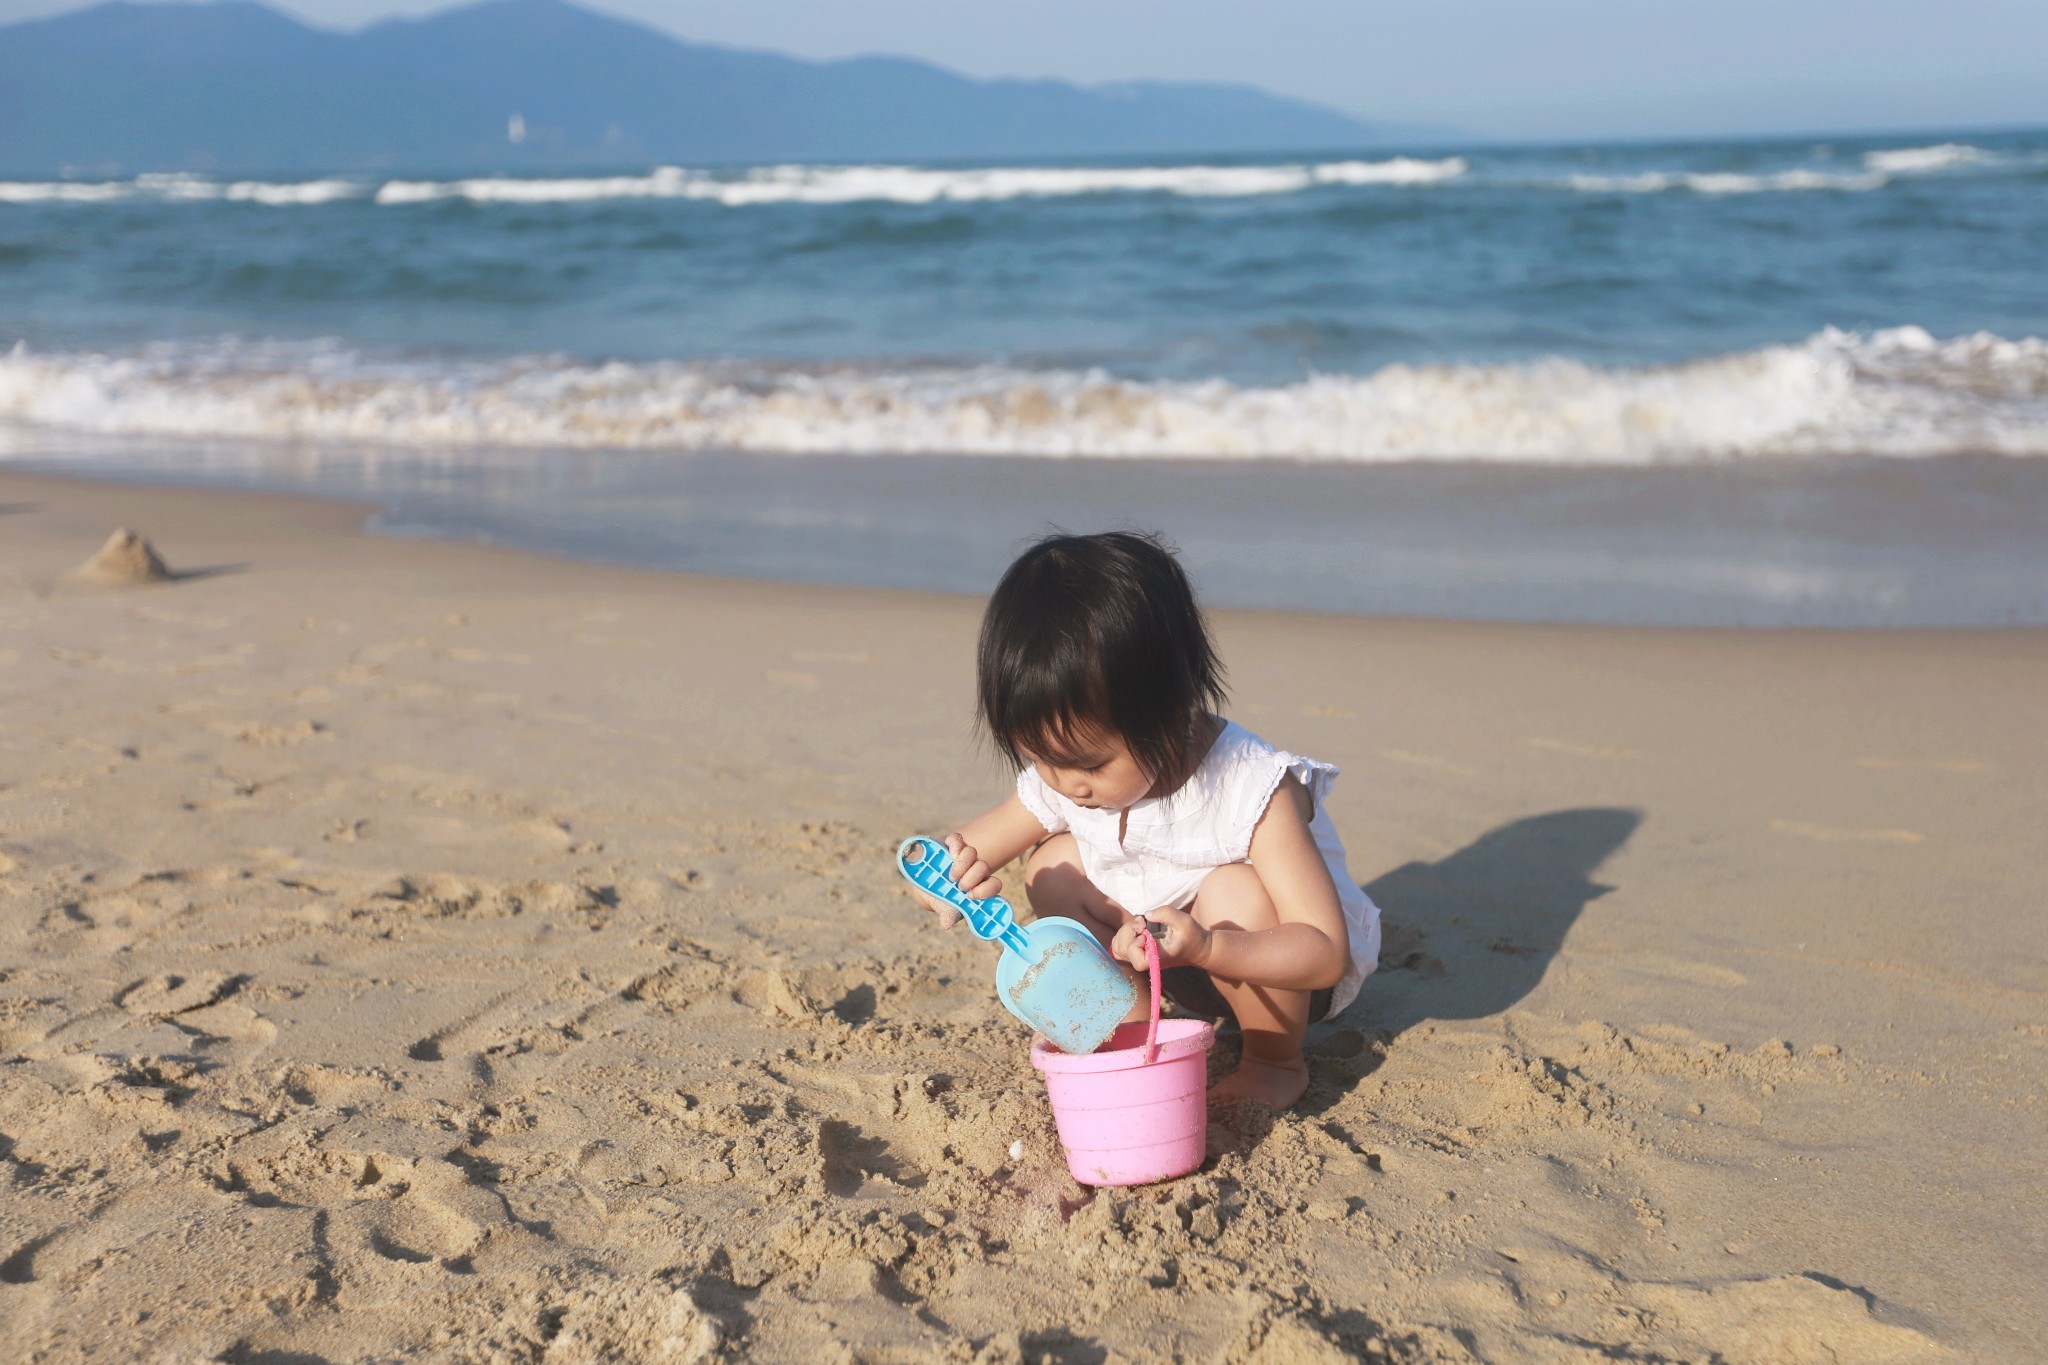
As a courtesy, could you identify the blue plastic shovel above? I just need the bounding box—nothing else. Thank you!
[896,835,1138,1055]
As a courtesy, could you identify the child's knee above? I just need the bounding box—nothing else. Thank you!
[1023,835,1119,928]
[1023,833,1084,908]
[1190,862,1277,931]
[1023,831,1076,879]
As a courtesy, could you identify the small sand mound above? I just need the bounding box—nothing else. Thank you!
[73,527,171,585]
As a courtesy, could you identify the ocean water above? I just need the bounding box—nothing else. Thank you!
[4,131,2047,622]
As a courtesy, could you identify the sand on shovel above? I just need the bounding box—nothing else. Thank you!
[72,527,173,585]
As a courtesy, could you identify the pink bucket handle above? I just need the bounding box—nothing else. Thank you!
[1139,920,1163,1066]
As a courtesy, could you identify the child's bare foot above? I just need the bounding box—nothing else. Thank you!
[1210,1054,1309,1109]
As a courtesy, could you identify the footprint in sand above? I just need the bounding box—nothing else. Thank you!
[622,955,734,1013]
[405,975,617,1063]
[350,1191,489,1267]
[0,1229,62,1286]
[733,969,819,1021]
[1770,820,1924,845]
[363,874,612,924]
[179,1001,280,1063]
[116,971,242,1017]
[1377,922,1447,978]
[817,1118,924,1197]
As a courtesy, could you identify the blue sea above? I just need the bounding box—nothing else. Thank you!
[4,131,2047,623]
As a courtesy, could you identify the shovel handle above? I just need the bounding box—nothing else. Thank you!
[896,836,1030,955]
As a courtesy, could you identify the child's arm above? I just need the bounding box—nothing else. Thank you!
[909,794,1051,928]
[1115,775,1350,990]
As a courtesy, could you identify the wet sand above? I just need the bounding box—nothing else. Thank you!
[12,439,2048,626]
[0,468,2042,1362]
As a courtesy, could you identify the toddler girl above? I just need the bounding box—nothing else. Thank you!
[911,530,1381,1109]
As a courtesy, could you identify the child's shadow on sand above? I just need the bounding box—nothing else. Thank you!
[1295,806,1641,1110]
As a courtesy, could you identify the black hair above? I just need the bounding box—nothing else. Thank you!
[977,530,1227,795]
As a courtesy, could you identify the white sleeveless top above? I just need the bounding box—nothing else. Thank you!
[1016,719,1381,1018]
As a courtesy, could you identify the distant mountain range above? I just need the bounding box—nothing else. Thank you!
[0,0,1434,175]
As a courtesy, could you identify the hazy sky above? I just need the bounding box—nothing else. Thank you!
[8,0,2048,140]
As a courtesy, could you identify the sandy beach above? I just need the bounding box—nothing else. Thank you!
[1,467,2042,1363]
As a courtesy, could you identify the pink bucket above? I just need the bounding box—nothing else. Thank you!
[1030,929,1215,1187]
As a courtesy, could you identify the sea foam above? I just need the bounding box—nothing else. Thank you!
[1562,143,2010,195]
[0,175,367,205]
[374,158,1469,206]
[4,328,2043,463]
[1568,168,1890,195]
[0,144,2014,208]
[1863,142,1997,174]
[1,158,1471,210]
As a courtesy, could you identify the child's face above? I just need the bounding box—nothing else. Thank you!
[1028,727,1154,811]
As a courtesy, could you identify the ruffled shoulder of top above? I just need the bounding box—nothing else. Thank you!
[1015,764,1070,834]
[1125,720,1339,863]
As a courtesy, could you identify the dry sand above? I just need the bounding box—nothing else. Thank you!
[0,469,2042,1363]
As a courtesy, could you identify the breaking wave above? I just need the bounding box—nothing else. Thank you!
[1563,144,2020,196]
[0,158,1469,209]
[0,173,363,205]
[375,158,1469,204]
[0,143,2020,208]
[1566,168,1890,195]
[1862,142,1998,174]
[4,327,2045,462]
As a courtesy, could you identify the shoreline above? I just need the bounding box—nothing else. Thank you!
[8,442,2048,629]
[1,468,2042,1361]
[8,460,2043,639]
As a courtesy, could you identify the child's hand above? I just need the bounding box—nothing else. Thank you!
[1112,907,1211,973]
[912,832,1003,929]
